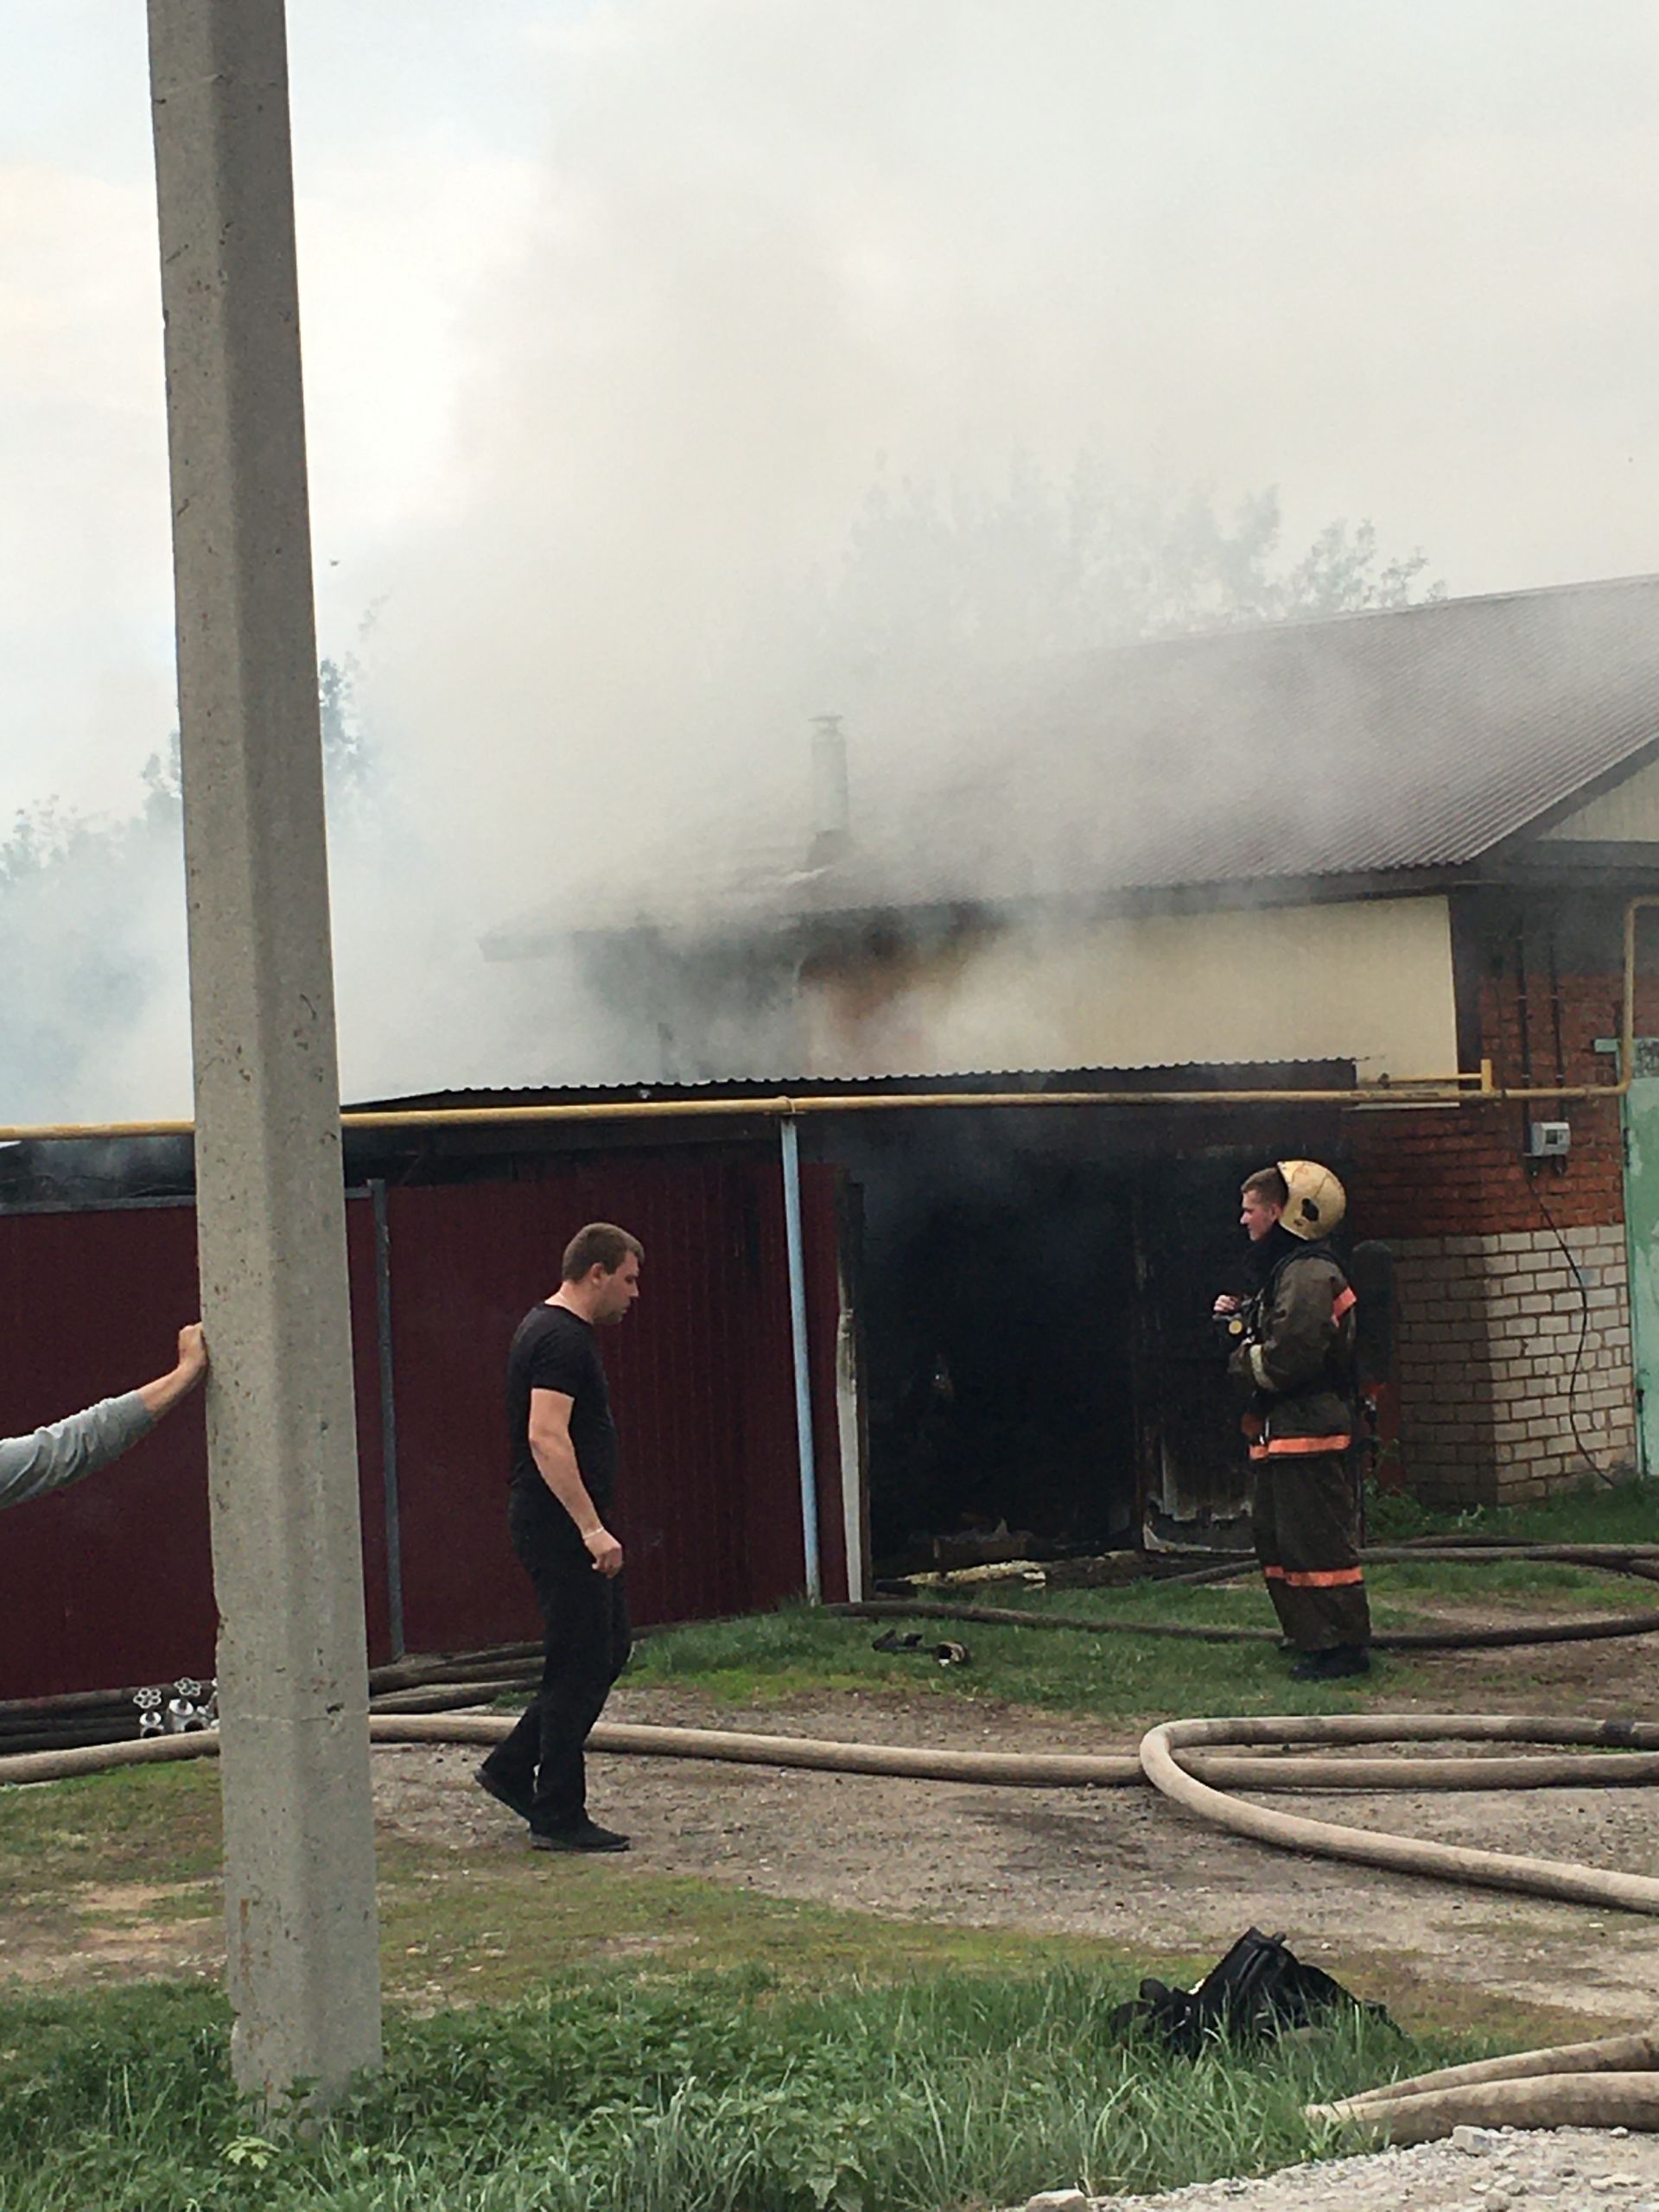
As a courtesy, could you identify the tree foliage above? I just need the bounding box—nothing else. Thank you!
[819,457,1441,695]
[135,656,373,823]
[0,659,378,1121]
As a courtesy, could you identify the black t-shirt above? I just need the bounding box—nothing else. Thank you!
[505,1304,619,1522]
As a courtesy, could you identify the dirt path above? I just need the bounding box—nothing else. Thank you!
[371,1646,1659,2031]
[17,1608,1659,2212]
[12,1600,1659,2031]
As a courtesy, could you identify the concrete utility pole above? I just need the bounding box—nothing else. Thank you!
[147,0,382,2105]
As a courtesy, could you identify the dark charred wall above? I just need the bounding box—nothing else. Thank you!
[804,1095,1348,1555]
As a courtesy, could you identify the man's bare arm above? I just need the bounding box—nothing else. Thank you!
[528,1387,623,1575]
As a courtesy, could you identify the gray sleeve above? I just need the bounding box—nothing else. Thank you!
[0,1392,156,1512]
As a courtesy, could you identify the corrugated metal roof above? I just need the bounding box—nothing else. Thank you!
[347,1061,1356,1113]
[813,571,1659,908]
[493,574,1659,953]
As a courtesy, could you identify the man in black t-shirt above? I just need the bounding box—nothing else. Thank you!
[476,1221,643,1853]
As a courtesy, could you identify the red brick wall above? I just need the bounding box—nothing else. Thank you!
[1345,968,1649,1240]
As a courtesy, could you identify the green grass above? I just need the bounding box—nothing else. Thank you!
[0,1762,222,1908]
[628,1548,1650,1727]
[1366,1470,1659,1546]
[374,1844,1181,2005]
[0,1964,1498,2212]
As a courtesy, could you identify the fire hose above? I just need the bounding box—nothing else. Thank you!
[1304,2029,1659,2143]
[7,1548,1659,2140]
[10,1707,1659,2136]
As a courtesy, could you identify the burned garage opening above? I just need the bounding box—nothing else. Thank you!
[804,1068,1351,1574]
[859,1123,1137,1566]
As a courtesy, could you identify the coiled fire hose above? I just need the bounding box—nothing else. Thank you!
[8,1545,1659,2140]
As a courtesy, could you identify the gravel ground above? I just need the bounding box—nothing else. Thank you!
[1015,2124,1659,2209]
[377,1670,1659,2028]
[22,1603,1659,2208]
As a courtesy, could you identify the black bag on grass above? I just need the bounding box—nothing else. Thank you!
[1109,1927,1391,2056]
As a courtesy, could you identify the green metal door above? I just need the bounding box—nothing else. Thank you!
[1621,1038,1659,1473]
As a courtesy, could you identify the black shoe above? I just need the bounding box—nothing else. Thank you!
[1289,1644,1371,1682]
[474,1762,536,1822]
[531,1818,631,1854]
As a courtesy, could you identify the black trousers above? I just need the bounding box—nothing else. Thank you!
[490,1491,632,1831]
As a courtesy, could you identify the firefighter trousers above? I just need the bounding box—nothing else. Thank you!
[1250,1451,1370,1654]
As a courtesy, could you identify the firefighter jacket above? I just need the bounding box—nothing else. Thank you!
[1228,1239,1357,1459]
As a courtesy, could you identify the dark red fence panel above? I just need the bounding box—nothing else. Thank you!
[345,1200,394,1666]
[0,1149,855,1696]
[0,1196,391,1700]
[385,1150,842,1649]
[0,1203,213,1699]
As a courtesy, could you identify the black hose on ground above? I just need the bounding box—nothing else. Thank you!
[836,1595,1659,1651]
[835,1541,1659,1650]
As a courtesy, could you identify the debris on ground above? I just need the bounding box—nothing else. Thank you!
[1109,1929,1393,2056]
[869,1629,971,1666]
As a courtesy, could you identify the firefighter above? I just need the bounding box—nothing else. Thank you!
[1214,1161,1371,1682]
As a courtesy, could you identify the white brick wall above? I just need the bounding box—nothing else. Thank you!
[1389,1225,1637,1506]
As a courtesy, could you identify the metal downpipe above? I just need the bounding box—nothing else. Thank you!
[779,1116,822,1604]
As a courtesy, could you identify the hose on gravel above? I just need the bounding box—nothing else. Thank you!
[1306,2030,1659,2144]
[14,1702,1659,2139]
[13,1702,1659,1853]
[1139,1713,1659,1916]
[9,1703,1659,1794]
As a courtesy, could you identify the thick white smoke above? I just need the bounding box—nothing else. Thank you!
[8,0,1659,1111]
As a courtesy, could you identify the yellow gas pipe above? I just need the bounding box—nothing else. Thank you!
[0,895,1650,1143]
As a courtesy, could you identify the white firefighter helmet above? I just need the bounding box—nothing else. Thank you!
[1276,1159,1345,1241]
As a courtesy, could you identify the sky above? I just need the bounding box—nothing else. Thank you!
[3,0,1659,1108]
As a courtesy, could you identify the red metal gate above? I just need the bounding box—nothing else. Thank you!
[0,1149,849,1698]
[0,1196,391,1698]
[385,1154,848,1650]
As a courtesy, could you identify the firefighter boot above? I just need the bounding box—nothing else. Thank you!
[1289,1644,1370,1682]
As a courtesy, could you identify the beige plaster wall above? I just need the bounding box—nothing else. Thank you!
[802,894,1459,1079]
